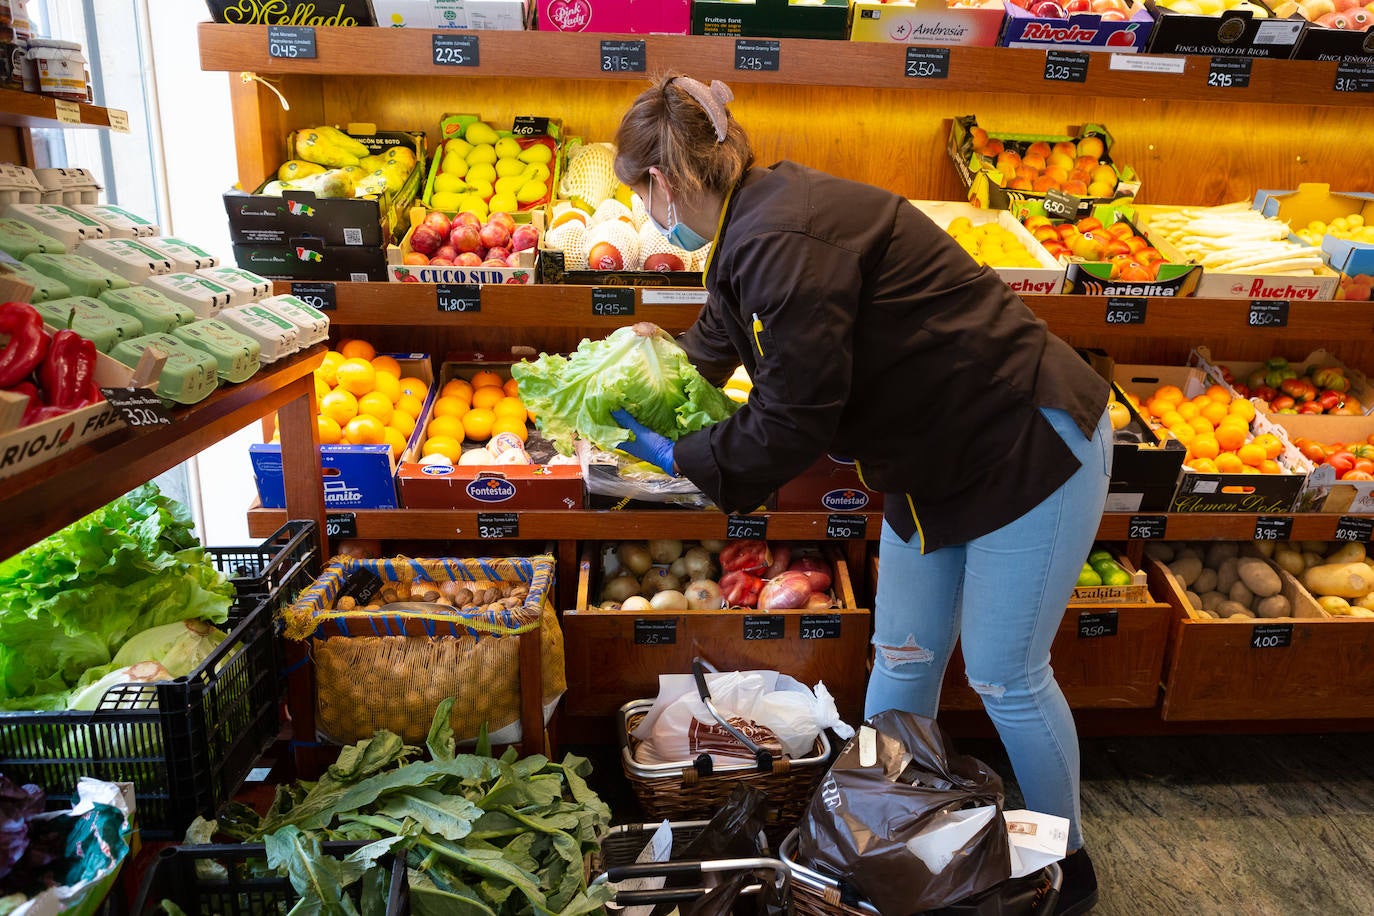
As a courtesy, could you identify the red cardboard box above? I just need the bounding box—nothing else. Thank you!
[775,454,885,512]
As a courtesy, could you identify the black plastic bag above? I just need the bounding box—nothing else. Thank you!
[650,785,773,916]
[798,710,1012,915]
[680,869,789,916]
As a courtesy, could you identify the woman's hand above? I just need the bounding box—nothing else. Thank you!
[611,409,676,475]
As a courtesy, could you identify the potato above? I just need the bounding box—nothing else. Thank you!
[1216,600,1252,619]
[1318,595,1352,616]
[1255,595,1291,619]
[1237,558,1282,598]
[1205,542,1239,569]
[1303,551,1324,569]
[1196,609,1218,619]
[1175,546,1202,563]
[1356,594,1374,611]
[1143,542,1175,563]
[1327,542,1367,565]
[1201,591,1226,612]
[1274,547,1306,577]
[1253,540,1276,558]
[1229,581,1255,609]
[1186,590,1202,608]
[1350,608,1374,618]
[1302,562,1374,599]
[1169,556,1204,587]
[1225,609,1256,620]
[1216,557,1240,594]
[1194,568,1218,595]
[1301,540,1328,554]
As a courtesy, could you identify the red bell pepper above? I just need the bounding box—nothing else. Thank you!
[38,329,98,410]
[720,571,764,608]
[0,302,50,388]
[720,540,771,575]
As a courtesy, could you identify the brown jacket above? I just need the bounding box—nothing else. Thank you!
[671,162,1108,552]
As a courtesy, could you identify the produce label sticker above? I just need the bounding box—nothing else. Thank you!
[735,39,780,72]
[1128,515,1168,540]
[1335,516,1374,542]
[600,40,646,73]
[1105,297,1147,325]
[100,386,173,426]
[326,512,358,539]
[107,109,131,133]
[1108,54,1186,74]
[1077,610,1119,639]
[432,33,479,68]
[267,25,317,59]
[904,47,950,80]
[743,615,785,641]
[511,116,550,138]
[800,614,842,640]
[477,512,519,538]
[437,283,481,313]
[591,287,635,317]
[1250,623,1292,649]
[1253,515,1294,541]
[1043,51,1089,84]
[726,514,768,540]
[290,281,336,312]
[1334,59,1374,94]
[1207,57,1251,89]
[634,618,676,646]
[1247,299,1288,328]
[53,100,82,125]
[1254,19,1303,46]
[826,513,867,540]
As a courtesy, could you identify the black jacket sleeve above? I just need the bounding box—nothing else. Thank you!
[677,293,740,388]
[673,230,860,512]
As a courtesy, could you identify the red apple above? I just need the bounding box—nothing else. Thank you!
[505,253,523,268]
[481,258,508,267]
[452,211,481,231]
[488,212,516,235]
[456,252,483,267]
[479,222,511,250]
[643,252,686,272]
[510,224,540,252]
[450,225,482,253]
[422,210,452,238]
[1031,0,1066,16]
[429,257,455,267]
[410,225,444,256]
[1066,0,1093,11]
[402,252,429,266]
[434,245,458,262]
[486,246,511,262]
[587,241,624,270]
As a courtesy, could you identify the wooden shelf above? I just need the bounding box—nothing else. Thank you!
[0,347,325,562]
[198,24,1373,108]
[0,86,125,130]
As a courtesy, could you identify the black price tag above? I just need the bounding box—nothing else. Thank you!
[1207,57,1251,89]
[1042,188,1082,220]
[338,566,382,604]
[600,39,646,72]
[476,512,519,539]
[1044,51,1089,83]
[634,618,677,646]
[735,39,781,72]
[591,287,635,317]
[904,47,950,79]
[436,283,481,313]
[1105,297,1147,325]
[1250,623,1293,649]
[1248,300,1289,328]
[511,116,550,137]
[743,615,785,641]
[1253,515,1294,541]
[1128,515,1168,540]
[267,25,316,59]
[290,281,336,312]
[1077,610,1119,639]
[726,514,768,540]
[1334,516,1374,542]
[800,613,842,640]
[432,33,479,67]
[325,512,358,539]
[1334,59,1374,94]
[100,387,173,427]
[826,513,868,540]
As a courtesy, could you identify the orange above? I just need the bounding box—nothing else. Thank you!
[335,358,377,396]
[422,435,463,461]
[314,373,331,400]
[358,391,394,425]
[1190,394,1212,408]
[1259,459,1283,475]
[491,418,528,441]
[383,427,409,460]
[470,370,503,390]
[372,370,401,404]
[344,414,386,445]
[394,394,424,420]
[1154,384,1185,405]
[1214,424,1246,452]
[1159,410,1185,429]
[1168,423,1196,444]
[1240,465,1261,475]
[442,379,474,402]
[1237,442,1267,467]
[1214,452,1245,474]
[1253,432,1283,460]
[1205,384,1232,404]
[1189,416,1215,435]
[398,377,430,399]
[1200,401,1229,427]
[339,338,376,361]
[1188,436,1220,461]
[427,415,465,441]
[1146,399,1173,420]
[1176,401,1200,420]
[1189,458,1218,473]
[471,386,505,410]
[318,351,345,386]
[503,377,520,398]
[317,415,343,445]
[371,354,402,378]
[1227,399,1256,423]
[462,407,496,441]
[493,396,526,422]
[320,389,359,426]
[390,412,416,438]
[432,396,470,420]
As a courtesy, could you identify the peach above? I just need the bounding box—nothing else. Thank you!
[1076,136,1106,160]
[1026,141,1053,159]
[1016,165,1039,182]
[1062,179,1089,196]
[1052,141,1077,158]
[1076,216,1105,232]
[1090,164,1117,186]
[1033,226,1059,243]
[1032,175,1060,192]
[1068,168,1091,184]
[983,139,1005,157]
[1075,155,1100,171]
[1024,216,1053,231]
[1106,222,1135,239]
[1126,236,1149,254]
[1023,154,1047,171]
[1088,181,1116,198]
[1047,151,1076,171]
[1009,177,1034,190]
[970,127,989,150]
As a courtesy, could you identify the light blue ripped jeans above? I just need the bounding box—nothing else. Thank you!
[865,406,1112,851]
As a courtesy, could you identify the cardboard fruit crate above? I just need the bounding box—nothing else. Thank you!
[372,0,532,29]
[773,453,885,512]
[562,542,870,723]
[692,0,851,39]
[911,200,1066,296]
[1144,0,1304,57]
[850,0,1006,45]
[1000,1,1156,52]
[1270,412,1374,513]
[1070,548,1152,604]
[1254,183,1374,280]
[539,0,690,33]
[388,207,541,285]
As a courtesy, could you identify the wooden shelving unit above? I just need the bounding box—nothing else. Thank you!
[0,86,126,131]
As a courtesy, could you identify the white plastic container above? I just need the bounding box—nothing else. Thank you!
[219,304,299,363]
[3,202,104,247]
[197,265,270,302]
[33,168,101,206]
[256,294,330,348]
[77,238,174,284]
[0,164,44,206]
[145,237,219,272]
[27,38,87,101]
[73,204,158,239]
[144,272,233,319]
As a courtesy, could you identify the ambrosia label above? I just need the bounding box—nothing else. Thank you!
[211,0,371,25]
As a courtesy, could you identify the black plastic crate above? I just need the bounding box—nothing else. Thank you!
[133,843,408,916]
[208,520,322,619]
[0,522,320,838]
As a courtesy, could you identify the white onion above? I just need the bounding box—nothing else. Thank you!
[618,542,653,576]
[621,595,653,611]
[649,539,684,564]
[685,579,723,610]
[670,557,689,580]
[650,589,688,611]
[601,574,641,603]
[683,547,716,581]
[641,568,682,595]
[700,539,726,553]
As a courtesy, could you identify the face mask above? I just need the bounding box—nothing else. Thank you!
[649,175,712,252]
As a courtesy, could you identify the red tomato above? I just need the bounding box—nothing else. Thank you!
[1299,441,1331,463]
[1329,451,1358,474]
[1355,458,1374,475]
[1341,470,1374,481]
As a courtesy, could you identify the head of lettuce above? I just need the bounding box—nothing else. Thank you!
[512,323,738,456]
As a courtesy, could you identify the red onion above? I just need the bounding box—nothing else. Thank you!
[758,571,813,610]
[789,557,832,593]
[765,544,792,578]
[805,592,834,609]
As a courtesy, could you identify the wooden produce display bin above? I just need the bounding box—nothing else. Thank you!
[562,543,871,724]
[1153,555,1374,721]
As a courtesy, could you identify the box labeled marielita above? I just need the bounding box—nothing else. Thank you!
[1144,0,1303,56]
[250,354,434,510]
[1032,212,1203,297]
[850,0,1005,45]
[774,453,886,512]
[538,0,689,33]
[1000,2,1155,52]
[203,0,374,24]
[1271,413,1374,513]
[372,0,531,29]
[692,0,852,39]
[1254,183,1374,280]
[223,128,425,248]
[912,200,1066,295]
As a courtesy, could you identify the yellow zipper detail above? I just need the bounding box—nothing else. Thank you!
[752,312,765,356]
[905,494,927,554]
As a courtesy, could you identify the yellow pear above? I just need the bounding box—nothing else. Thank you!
[440,154,468,177]
[516,180,547,204]
[517,144,552,165]
[494,137,523,160]
[489,192,519,214]
[431,191,463,211]
[465,179,494,200]
[466,144,497,166]
[521,163,551,184]
[464,121,500,145]
[465,162,498,185]
[444,137,472,158]
[433,173,469,195]
[494,175,526,195]
[495,159,526,178]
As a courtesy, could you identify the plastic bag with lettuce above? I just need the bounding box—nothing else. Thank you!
[512,323,738,505]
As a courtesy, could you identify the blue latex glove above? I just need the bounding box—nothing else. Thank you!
[611,409,676,475]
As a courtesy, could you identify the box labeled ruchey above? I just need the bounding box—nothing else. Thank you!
[537,0,690,33]
[250,354,434,510]
[1253,184,1374,280]
[912,200,1066,296]
[1000,3,1155,52]
[372,0,531,30]
[850,0,1005,46]
[774,453,886,512]
[692,0,853,39]
[1144,0,1304,57]
[203,0,375,24]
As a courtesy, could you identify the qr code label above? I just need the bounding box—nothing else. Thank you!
[342,227,364,245]
[349,272,368,282]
